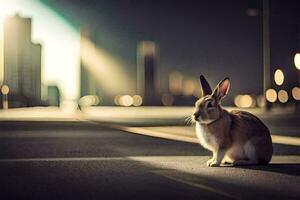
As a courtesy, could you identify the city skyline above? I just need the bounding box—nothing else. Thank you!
[3,14,42,107]
[38,0,300,104]
[0,0,299,107]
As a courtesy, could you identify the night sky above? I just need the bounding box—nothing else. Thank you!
[41,0,299,104]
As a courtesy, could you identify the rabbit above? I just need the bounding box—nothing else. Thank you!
[192,75,273,167]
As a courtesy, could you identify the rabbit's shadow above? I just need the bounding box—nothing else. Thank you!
[233,163,300,176]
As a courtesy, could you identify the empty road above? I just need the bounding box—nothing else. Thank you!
[0,121,300,200]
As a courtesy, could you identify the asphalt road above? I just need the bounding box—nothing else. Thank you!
[0,121,300,200]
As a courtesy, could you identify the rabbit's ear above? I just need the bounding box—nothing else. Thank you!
[212,77,230,101]
[199,75,212,96]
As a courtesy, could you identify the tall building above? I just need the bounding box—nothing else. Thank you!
[137,41,159,105]
[3,14,42,107]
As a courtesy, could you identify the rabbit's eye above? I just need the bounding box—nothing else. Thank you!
[207,102,213,108]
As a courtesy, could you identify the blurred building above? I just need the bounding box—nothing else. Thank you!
[137,41,160,105]
[47,85,60,106]
[3,14,42,107]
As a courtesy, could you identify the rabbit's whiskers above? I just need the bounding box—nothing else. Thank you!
[184,116,195,126]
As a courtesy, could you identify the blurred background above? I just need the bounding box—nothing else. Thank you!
[0,0,299,113]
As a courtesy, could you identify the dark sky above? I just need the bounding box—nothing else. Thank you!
[41,0,299,103]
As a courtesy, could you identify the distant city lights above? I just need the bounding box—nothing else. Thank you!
[234,94,254,108]
[169,71,202,98]
[257,95,265,107]
[118,95,133,106]
[114,95,143,107]
[292,87,300,100]
[132,95,143,106]
[1,84,9,95]
[278,90,288,103]
[266,89,277,103]
[161,93,174,106]
[169,71,183,95]
[182,79,197,96]
[79,95,100,106]
[294,53,300,70]
[274,69,284,86]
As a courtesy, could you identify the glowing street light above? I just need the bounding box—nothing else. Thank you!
[266,89,277,103]
[132,95,143,106]
[1,85,9,109]
[294,53,300,70]
[292,87,300,101]
[274,69,284,86]
[1,85,9,95]
[234,95,254,108]
[278,90,288,103]
[119,95,133,107]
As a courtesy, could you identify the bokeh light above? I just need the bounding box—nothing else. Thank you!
[114,95,121,105]
[266,89,277,103]
[169,71,183,95]
[79,95,100,107]
[193,87,202,98]
[183,79,197,96]
[292,87,300,100]
[234,94,254,108]
[161,93,174,106]
[278,90,288,103]
[119,95,133,107]
[132,95,143,106]
[274,69,284,86]
[257,95,265,107]
[1,84,9,95]
[295,53,300,70]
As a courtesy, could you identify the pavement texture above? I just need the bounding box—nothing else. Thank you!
[0,119,300,200]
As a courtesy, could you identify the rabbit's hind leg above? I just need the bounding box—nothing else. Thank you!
[232,159,258,166]
[232,141,258,166]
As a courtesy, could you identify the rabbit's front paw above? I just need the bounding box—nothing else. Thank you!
[206,158,219,167]
[206,157,214,166]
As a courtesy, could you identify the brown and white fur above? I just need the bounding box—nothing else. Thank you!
[193,75,273,167]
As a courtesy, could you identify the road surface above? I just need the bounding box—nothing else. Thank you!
[0,121,299,200]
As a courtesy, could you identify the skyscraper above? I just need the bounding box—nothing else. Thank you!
[3,14,42,107]
[137,41,159,105]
